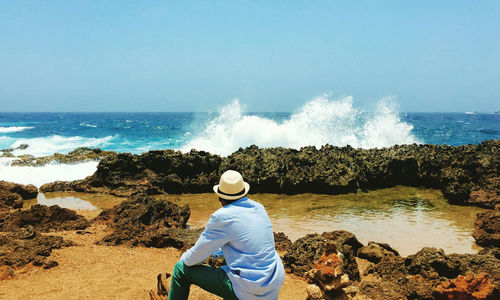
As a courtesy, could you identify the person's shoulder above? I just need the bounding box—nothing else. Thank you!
[248,198,264,209]
[246,197,264,209]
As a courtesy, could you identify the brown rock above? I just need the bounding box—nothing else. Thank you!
[357,241,400,263]
[0,190,23,209]
[433,273,496,300]
[94,195,201,249]
[469,190,500,209]
[0,181,38,209]
[274,232,292,252]
[0,226,73,274]
[357,280,406,300]
[305,242,350,295]
[473,211,500,248]
[283,231,362,281]
[0,204,90,232]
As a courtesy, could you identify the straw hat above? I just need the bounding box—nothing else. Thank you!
[213,170,250,200]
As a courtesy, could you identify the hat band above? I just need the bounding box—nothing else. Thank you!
[217,187,246,197]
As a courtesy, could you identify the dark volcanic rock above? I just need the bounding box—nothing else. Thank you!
[405,247,458,279]
[473,211,500,248]
[274,232,292,252]
[0,205,90,232]
[402,247,500,292]
[94,195,200,249]
[95,194,190,228]
[365,255,436,299]
[0,191,23,210]
[39,141,499,209]
[283,230,362,281]
[0,181,38,209]
[0,226,73,271]
[357,241,400,264]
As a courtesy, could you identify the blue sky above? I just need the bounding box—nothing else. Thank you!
[1,1,499,112]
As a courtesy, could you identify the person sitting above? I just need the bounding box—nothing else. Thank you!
[158,170,285,300]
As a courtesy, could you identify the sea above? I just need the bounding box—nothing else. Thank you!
[1,97,499,187]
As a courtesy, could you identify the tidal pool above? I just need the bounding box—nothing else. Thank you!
[27,186,487,256]
[161,186,487,256]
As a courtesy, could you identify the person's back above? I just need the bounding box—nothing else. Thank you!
[212,197,284,299]
[163,170,285,300]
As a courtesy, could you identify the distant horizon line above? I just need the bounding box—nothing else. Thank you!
[1,111,499,114]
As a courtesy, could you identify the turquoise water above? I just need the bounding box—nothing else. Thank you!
[0,112,498,156]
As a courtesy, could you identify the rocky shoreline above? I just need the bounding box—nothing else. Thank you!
[34,140,499,209]
[1,141,499,298]
[1,192,498,298]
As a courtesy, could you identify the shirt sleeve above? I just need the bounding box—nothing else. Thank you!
[180,213,230,266]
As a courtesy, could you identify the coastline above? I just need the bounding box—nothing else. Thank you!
[28,140,499,209]
[1,141,499,299]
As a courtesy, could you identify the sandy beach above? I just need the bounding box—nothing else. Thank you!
[0,212,309,300]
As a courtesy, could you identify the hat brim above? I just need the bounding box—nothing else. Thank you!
[213,182,250,200]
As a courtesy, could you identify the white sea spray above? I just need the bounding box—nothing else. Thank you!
[9,135,116,157]
[0,126,34,133]
[0,160,99,188]
[182,96,420,156]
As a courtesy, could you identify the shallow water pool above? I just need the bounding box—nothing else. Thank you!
[27,186,487,256]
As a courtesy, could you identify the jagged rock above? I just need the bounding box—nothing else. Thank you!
[94,195,200,249]
[469,189,500,209]
[274,232,292,252]
[357,241,400,263]
[0,181,38,203]
[283,231,362,281]
[305,242,350,300]
[0,204,90,232]
[39,141,499,209]
[473,211,500,248]
[0,191,23,210]
[433,273,496,300]
[365,255,436,299]
[11,147,115,167]
[405,247,455,279]
[0,226,73,273]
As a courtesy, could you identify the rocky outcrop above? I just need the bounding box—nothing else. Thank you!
[94,195,201,249]
[0,181,38,210]
[0,226,74,278]
[0,144,28,158]
[473,211,500,248]
[362,247,500,298]
[357,241,400,264]
[433,273,496,300]
[274,232,292,252]
[283,230,499,299]
[305,242,351,300]
[0,205,90,232]
[283,231,362,281]
[40,140,499,208]
[10,147,114,167]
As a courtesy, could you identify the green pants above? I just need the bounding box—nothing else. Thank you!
[168,261,238,300]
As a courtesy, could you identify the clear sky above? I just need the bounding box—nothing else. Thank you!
[1,1,499,112]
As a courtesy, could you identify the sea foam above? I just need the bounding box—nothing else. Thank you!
[8,135,115,157]
[182,96,420,156]
[0,126,34,133]
[0,159,99,187]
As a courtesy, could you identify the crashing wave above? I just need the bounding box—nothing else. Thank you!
[182,96,420,156]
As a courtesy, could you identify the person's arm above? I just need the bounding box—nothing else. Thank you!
[180,214,230,266]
